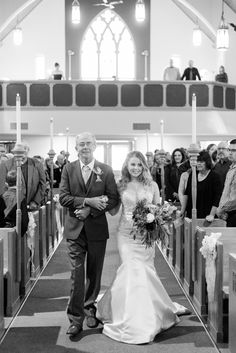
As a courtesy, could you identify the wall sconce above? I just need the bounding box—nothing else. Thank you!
[216,0,229,50]
[13,26,23,46]
[135,0,145,22]
[192,27,202,46]
[68,49,75,80]
[72,0,80,24]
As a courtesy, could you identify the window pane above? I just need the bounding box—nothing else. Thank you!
[80,9,135,80]
[94,144,105,163]
[111,144,130,170]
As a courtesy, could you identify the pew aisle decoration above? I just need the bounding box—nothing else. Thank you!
[53,194,63,237]
[130,200,177,248]
[199,232,222,302]
[26,212,37,275]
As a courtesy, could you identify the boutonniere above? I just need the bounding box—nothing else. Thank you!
[93,166,104,182]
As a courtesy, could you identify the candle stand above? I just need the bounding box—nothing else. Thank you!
[12,142,25,282]
[188,142,200,281]
[48,148,56,246]
[159,148,166,205]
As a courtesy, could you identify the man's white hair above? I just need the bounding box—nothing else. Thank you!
[75,132,96,144]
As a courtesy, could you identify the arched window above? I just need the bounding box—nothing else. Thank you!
[80,9,135,80]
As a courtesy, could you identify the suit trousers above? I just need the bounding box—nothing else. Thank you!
[67,227,107,326]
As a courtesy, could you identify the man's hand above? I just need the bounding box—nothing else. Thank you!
[173,192,179,200]
[85,196,108,211]
[74,207,91,220]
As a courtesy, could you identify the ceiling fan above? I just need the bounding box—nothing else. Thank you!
[93,0,123,10]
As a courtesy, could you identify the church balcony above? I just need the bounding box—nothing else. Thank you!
[0,80,235,111]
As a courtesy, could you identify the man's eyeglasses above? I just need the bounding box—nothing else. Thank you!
[218,147,227,150]
[228,148,236,153]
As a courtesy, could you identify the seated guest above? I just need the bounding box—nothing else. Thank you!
[181,60,201,81]
[163,58,181,81]
[215,65,228,83]
[2,170,29,235]
[0,141,46,210]
[51,62,64,80]
[180,150,221,221]
[217,139,236,226]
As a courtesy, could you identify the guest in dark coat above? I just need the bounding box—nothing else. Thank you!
[213,141,231,195]
[180,150,221,221]
[165,148,187,202]
[215,65,228,83]
[181,60,201,81]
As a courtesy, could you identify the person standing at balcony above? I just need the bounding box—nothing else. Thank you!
[181,60,201,81]
[215,65,228,83]
[51,62,64,80]
[163,58,181,81]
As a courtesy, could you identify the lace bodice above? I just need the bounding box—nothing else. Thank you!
[119,181,159,226]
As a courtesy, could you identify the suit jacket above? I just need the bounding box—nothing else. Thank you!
[0,157,46,206]
[59,159,119,241]
[181,67,201,81]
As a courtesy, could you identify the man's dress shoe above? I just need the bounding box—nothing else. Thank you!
[66,324,82,336]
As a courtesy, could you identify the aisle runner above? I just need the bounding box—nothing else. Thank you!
[0,213,218,353]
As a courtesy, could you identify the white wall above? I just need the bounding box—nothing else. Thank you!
[0,0,65,80]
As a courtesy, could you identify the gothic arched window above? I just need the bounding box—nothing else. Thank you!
[80,9,135,80]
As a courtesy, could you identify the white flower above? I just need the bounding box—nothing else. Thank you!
[146,213,155,223]
[199,232,221,260]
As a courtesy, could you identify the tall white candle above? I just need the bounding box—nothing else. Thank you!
[16,94,21,144]
[146,130,149,152]
[50,117,54,150]
[66,127,69,152]
[192,93,197,144]
[160,120,164,149]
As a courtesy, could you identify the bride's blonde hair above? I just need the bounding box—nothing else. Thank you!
[118,151,153,193]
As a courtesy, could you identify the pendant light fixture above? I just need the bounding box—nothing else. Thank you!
[13,26,23,46]
[135,0,145,22]
[72,0,80,24]
[192,26,202,46]
[216,0,229,50]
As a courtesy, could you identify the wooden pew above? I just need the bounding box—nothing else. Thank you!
[46,201,52,256]
[0,228,20,317]
[20,232,31,296]
[229,253,236,353]
[29,211,40,278]
[39,206,47,268]
[182,218,226,298]
[202,228,236,343]
[174,218,184,281]
[0,239,4,338]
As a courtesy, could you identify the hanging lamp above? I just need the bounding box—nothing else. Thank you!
[135,0,145,22]
[72,0,80,24]
[216,0,229,50]
[192,26,202,46]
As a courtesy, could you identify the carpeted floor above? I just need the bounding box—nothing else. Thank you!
[0,213,220,353]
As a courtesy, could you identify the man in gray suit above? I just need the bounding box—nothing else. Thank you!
[0,141,46,210]
[59,132,119,337]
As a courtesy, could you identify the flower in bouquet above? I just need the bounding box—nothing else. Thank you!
[130,200,177,248]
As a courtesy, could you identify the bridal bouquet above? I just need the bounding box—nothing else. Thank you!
[131,199,177,248]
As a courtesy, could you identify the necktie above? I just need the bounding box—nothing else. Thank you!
[82,165,91,184]
[189,69,193,80]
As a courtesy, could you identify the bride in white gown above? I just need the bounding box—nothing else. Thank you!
[97,151,187,344]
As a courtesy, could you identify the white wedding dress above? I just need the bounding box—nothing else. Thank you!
[97,181,186,344]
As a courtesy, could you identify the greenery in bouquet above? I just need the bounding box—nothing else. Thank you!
[130,199,177,248]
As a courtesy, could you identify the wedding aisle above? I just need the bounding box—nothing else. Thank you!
[0,213,220,353]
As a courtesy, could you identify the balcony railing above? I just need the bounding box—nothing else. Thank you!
[0,80,235,110]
